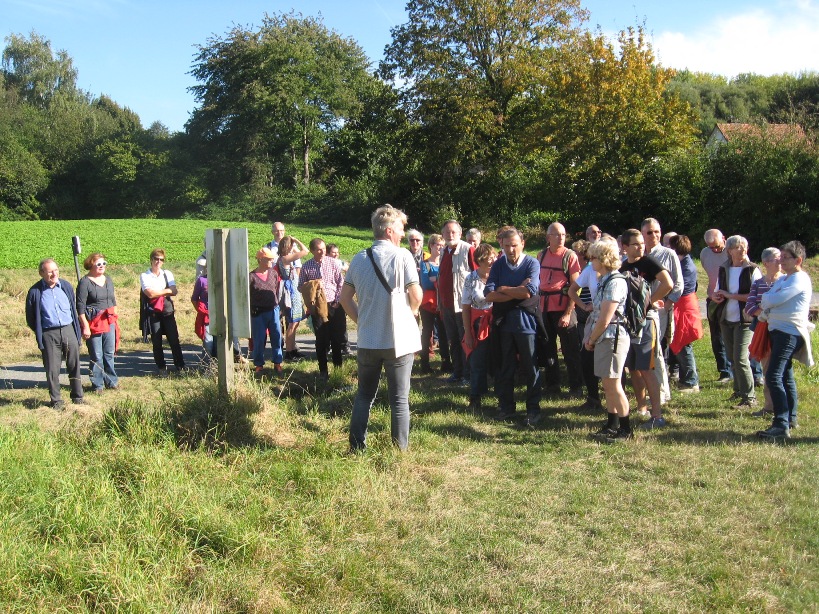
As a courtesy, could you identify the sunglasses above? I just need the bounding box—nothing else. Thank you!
[152,257,165,262]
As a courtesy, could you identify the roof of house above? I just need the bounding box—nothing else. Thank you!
[711,122,807,143]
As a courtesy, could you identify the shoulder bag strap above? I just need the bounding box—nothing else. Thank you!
[367,248,393,294]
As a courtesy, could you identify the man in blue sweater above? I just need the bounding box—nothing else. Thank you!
[25,258,84,410]
[484,228,544,426]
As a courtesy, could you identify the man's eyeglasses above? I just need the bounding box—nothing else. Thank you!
[409,238,422,242]
[152,257,165,262]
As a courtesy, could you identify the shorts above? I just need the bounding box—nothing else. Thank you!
[626,318,659,372]
[594,333,629,379]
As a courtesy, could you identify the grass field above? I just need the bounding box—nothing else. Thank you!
[1,220,818,612]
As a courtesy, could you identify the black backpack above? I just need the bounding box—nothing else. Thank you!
[599,270,651,339]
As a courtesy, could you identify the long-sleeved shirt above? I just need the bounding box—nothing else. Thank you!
[761,271,812,336]
[744,275,779,317]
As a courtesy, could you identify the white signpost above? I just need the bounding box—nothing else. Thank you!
[206,228,251,394]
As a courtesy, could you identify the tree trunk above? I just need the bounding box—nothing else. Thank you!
[302,116,310,185]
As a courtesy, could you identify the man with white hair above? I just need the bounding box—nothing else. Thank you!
[641,218,683,403]
[438,220,476,383]
[466,228,482,249]
[700,228,732,383]
[585,225,602,242]
[406,228,427,275]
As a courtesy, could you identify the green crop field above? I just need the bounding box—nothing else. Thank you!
[0,219,373,269]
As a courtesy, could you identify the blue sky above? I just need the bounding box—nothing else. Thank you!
[4,0,819,133]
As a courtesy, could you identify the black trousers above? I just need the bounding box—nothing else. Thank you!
[314,304,346,373]
[149,312,185,370]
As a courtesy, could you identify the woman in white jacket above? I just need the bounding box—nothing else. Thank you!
[756,240,814,441]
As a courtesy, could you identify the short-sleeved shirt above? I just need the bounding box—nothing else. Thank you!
[298,257,344,303]
[140,268,176,315]
[620,256,665,328]
[538,247,581,312]
[700,246,729,292]
[345,240,420,350]
[575,263,598,304]
[461,270,491,311]
[593,272,627,340]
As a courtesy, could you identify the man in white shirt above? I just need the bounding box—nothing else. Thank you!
[700,229,732,383]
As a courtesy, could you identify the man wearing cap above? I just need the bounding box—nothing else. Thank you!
[25,258,85,410]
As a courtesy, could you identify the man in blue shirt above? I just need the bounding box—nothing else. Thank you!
[25,258,84,410]
[485,228,544,426]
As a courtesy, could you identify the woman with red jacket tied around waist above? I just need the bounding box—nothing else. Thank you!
[668,235,702,393]
[76,252,119,392]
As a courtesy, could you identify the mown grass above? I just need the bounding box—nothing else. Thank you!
[1,222,819,611]
[2,317,819,611]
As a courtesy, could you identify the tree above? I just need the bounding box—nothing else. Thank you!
[542,27,697,229]
[188,12,375,193]
[381,0,588,180]
[2,32,78,108]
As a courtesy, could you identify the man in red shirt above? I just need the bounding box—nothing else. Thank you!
[538,222,583,397]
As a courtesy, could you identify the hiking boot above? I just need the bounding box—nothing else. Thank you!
[605,427,634,443]
[756,426,790,441]
[592,426,619,440]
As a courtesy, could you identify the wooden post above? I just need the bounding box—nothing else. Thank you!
[211,229,234,395]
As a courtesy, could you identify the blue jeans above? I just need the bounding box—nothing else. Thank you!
[86,327,119,390]
[251,307,282,367]
[468,338,490,397]
[766,329,803,430]
[674,343,699,388]
[349,348,414,451]
[707,299,732,379]
[496,332,542,417]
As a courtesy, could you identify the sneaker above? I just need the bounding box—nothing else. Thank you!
[639,416,667,430]
[754,378,765,387]
[446,374,462,384]
[733,399,758,409]
[756,426,790,441]
[677,385,700,394]
[51,400,65,411]
[717,376,733,385]
[605,427,634,442]
[726,392,741,401]
[72,398,87,405]
[790,421,798,430]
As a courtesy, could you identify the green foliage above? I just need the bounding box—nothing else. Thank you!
[702,135,819,252]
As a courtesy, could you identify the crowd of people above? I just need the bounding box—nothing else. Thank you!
[24,210,814,450]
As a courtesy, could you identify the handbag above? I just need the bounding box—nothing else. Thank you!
[748,320,771,362]
[367,248,422,357]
